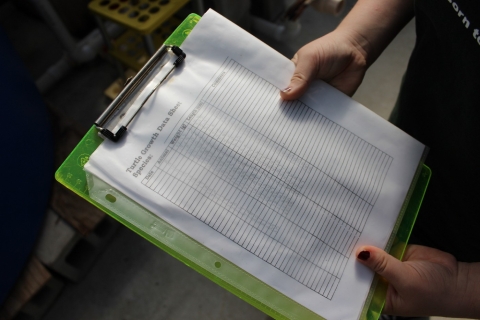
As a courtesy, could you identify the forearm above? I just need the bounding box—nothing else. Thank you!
[334,0,415,66]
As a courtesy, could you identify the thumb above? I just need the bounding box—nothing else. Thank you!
[356,246,407,288]
[280,53,318,101]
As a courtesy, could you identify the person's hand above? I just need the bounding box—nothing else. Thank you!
[356,244,469,317]
[280,31,369,100]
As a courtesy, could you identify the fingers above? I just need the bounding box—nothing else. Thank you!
[280,52,318,101]
[356,246,407,288]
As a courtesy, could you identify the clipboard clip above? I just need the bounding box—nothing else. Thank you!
[94,45,186,142]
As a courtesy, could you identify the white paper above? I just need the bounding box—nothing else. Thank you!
[85,10,426,320]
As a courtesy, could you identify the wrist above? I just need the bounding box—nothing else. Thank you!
[333,28,371,67]
[453,262,480,318]
[333,0,414,67]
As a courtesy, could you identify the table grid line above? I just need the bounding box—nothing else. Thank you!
[148,158,347,279]
[190,100,388,208]
[141,59,392,299]
[159,139,356,258]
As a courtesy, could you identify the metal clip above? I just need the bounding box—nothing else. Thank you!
[94,45,186,142]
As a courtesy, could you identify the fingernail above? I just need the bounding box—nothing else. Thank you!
[282,87,292,93]
[357,251,370,261]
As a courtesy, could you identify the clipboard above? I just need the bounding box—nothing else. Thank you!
[55,13,431,320]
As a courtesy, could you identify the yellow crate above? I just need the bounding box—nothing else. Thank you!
[110,16,181,70]
[89,0,189,34]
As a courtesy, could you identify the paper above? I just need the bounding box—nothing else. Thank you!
[85,10,426,320]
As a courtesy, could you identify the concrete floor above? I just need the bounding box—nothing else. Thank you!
[1,1,467,320]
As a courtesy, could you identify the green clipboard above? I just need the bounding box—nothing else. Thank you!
[55,13,431,320]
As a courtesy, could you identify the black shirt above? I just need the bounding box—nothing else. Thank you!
[394,0,480,262]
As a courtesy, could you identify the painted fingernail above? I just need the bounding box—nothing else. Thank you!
[282,87,292,93]
[357,251,370,261]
